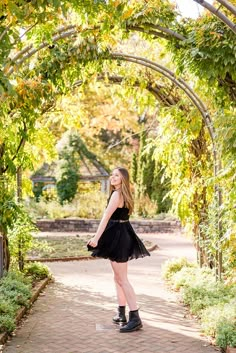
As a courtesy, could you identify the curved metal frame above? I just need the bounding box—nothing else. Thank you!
[3,9,224,277]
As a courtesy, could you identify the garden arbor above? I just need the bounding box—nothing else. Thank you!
[0,0,235,277]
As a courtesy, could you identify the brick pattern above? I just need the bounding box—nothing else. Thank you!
[36,219,181,234]
[3,233,218,353]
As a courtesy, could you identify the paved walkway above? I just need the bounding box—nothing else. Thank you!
[3,231,219,353]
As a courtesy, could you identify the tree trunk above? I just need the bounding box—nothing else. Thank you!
[17,167,24,271]
[2,232,10,272]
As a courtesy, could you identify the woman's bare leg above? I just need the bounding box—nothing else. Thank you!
[114,282,126,306]
[110,261,138,311]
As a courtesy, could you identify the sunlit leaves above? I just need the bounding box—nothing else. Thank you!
[168,16,236,103]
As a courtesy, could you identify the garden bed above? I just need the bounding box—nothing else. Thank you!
[162,257,236,352]
[27,235,154,261]
[0,264,51,345]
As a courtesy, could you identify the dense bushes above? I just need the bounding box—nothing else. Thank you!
[162,258,236,350]
[0,272,31,333]
[0,264,51,334]
[25,190,107,220]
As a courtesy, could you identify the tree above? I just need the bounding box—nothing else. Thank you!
[56,132,80,204]
[132,130,172,215]
[0,0,235,277]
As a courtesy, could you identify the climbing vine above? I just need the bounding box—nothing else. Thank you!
[0,0,235,277]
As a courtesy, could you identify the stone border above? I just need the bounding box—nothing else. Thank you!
[227,347,236,353]
[36,218,181,234]
[26,256,97,263]
[0,277,51,346]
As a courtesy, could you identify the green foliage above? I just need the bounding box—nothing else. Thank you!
[168,16,236,104]
[216,320,236,349]
[201,299,236,338]
[134,130,172,215]
[8,206,38,271]
[0,272,32,307]
[56,132,80,204]
[161,257,195,281]
[182,280,235,316]
[0,0,235,279]
[134,194,158,218]
[0,272,32,330]
[0,179,20,234]
[56,170,79,204]
[25,189,107,219]
[0,270,37,334]
[162,261,236,347]
[0,315,16,334]
[0,297,17,317]
[32,181,45,201]
[24,262,51,280]
[131,153,138,184]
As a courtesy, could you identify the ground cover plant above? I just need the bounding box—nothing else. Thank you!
[0,265,51,334]
[162,257,236,351]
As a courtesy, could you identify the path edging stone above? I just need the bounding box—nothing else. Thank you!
[227,347,236,353]
[36,218,181,233]
[0,277,51,346]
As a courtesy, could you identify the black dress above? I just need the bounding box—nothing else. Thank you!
[87,205,150,263]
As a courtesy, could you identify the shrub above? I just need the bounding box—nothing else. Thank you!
[172,266,215,294]
[25,190,107,220]
[162,257,196,281]
[0,315,16,334]
[0,281,31,307]
[0,271,31,306]
[0,270,31,286]
[0,296,17,316]
[216,320,236,349]
[8,206,38,271]
[182,280,235,316]
[24,262,51,280]
[162,259,236,348]
[201,299,236,337]
[0,271,33,334]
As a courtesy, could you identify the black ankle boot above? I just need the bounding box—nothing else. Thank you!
[119,309,142,333]
[112,306,127,324]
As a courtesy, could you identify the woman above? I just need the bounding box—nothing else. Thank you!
[87,167,150,333]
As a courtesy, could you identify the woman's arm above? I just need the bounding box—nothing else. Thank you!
[88,191,121,247]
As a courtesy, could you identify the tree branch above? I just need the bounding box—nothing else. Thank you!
[0,24,11,42]
[2,122,27,174]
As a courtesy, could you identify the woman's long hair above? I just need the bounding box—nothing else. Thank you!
[109,167,134,214]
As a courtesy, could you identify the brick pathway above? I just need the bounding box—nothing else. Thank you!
[3,232,219,353]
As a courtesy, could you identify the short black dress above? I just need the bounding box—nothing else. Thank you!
[87,205,150,263]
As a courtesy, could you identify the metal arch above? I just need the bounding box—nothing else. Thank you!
[193,0,236,34]
[3,25,223,276]
[215,0,236,16]
[111,52,218,174]
[4,29,218,177]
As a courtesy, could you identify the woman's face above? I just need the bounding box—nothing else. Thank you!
[110,169,122,189]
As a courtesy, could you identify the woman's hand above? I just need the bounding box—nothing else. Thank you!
[87,236,98,248]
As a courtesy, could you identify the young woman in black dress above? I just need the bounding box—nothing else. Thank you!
[87,167,150,333]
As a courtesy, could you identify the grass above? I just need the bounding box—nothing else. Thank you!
[28,235,153,259]
[28,235,90,259]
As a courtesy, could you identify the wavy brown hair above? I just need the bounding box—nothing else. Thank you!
[109,167,134,214]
